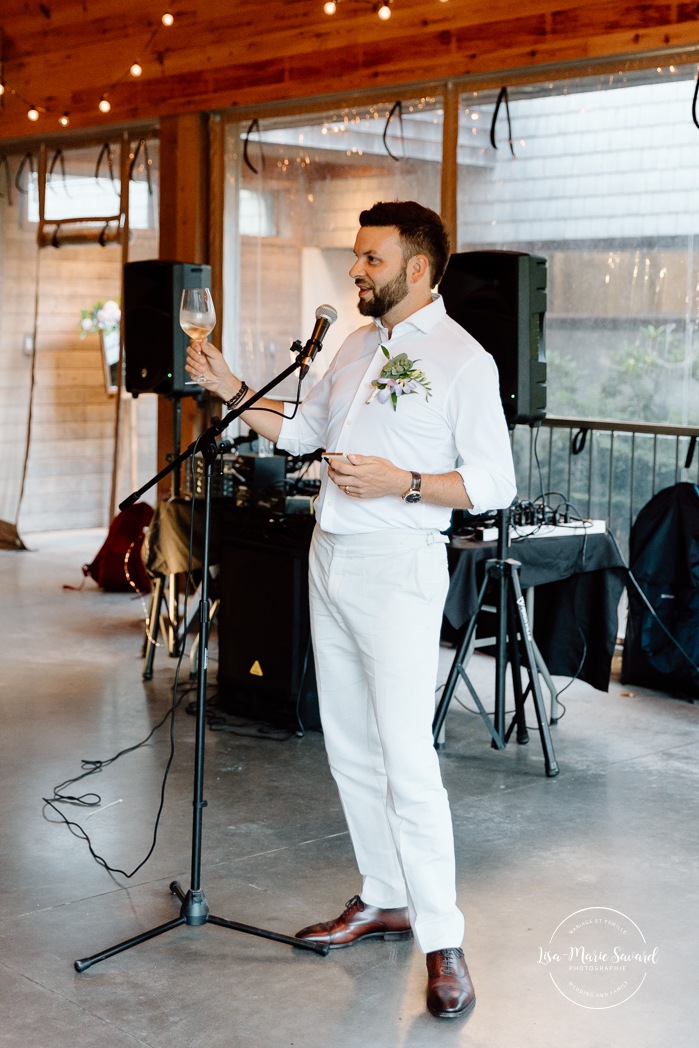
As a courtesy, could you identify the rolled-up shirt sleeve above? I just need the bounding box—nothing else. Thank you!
[448,352,517,515]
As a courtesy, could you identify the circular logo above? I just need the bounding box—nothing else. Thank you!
[537,907,658,1009]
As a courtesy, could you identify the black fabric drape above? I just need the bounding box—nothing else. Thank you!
[444,531,626,692]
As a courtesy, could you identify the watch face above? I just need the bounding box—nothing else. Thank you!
[403,490,422,503]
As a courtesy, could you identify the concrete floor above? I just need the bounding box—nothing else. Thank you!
[1,527,697,1048]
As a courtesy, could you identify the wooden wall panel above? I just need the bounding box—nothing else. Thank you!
[1,2,699,146]
[0,185,159,533]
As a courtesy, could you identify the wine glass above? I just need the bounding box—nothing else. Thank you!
[181,287,216,385]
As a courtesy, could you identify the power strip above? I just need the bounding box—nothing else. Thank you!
[475,519,607,542]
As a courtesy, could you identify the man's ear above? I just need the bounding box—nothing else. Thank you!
[409,253,431,284]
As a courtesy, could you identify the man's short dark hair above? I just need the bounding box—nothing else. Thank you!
[358,200,451,286]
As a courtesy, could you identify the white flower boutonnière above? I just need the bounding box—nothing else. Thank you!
[366,346,432,411]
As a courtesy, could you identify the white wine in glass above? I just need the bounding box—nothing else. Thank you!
[181,287,216,384]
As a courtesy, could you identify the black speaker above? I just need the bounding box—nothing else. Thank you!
[439,250,547,426]
[123,260,212,396]
[217,514,320,731]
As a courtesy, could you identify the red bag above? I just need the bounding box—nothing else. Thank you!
[82,502,154,593]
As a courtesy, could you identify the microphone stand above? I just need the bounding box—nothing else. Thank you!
[75,339,329,971]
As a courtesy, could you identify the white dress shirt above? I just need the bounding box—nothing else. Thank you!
[277,295,517,535]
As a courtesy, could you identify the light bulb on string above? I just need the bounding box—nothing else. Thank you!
[28,106,39,121]
[59,113,70,126]
[378,1,392,20]
[99,96,111,113]
[162,11,174,26]
[0,82,5,98]
[323,1,337,13]
[130,62,143,77]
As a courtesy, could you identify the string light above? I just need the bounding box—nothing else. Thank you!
[0,3,418,124]
[0,8,175,124]
[323,0,394,18]
[89,9,174,115]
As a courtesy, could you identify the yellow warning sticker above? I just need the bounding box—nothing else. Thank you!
[249,660,263,677]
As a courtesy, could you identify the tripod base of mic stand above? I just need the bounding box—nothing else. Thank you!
[74,883,329,972]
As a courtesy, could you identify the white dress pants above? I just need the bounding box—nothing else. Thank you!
[308,525,465,954]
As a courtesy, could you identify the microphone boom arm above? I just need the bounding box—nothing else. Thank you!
[119,338,305,511]
[121,299,337,510]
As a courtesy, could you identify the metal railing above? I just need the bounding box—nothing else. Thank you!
[512,416,699,557]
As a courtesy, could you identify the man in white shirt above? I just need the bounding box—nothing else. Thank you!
[186,201,516,1019]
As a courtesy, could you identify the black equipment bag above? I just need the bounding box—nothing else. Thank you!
[621,482,699,700]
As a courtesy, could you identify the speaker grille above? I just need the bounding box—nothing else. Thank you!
[440,250,547,426]
[217,514,320,731]
[124,260,212,396]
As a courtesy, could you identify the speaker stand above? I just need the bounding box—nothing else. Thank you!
[432,508,560,778]
[171,396,182,497]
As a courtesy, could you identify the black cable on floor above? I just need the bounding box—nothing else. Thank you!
[41,681,191,878]
[184,690,295,741]
[41,450,209,878]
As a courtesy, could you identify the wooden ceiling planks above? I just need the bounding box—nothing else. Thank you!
[1,1,698,144]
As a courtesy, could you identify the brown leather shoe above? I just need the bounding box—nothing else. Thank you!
[426,948,476,1019]
[294,895,412,949]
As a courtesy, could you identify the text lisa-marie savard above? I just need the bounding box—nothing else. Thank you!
[537,946,659,967]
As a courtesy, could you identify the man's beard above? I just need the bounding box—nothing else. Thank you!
[357,265,409,318]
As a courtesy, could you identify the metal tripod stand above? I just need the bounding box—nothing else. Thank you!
[432,508,559,778]
[75,341,329,971]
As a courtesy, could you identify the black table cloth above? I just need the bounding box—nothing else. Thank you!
[444,531,627,692]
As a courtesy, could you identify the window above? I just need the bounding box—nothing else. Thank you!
[27,175,154,230]
[221,69,698,427]
[456,68,699,426]
[24,141,158,231]
[239,189,276,238]
[223,98,443,398]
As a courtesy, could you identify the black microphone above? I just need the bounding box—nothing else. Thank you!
[299,304,338,379]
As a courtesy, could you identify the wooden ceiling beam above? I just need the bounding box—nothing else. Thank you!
[1,1,698,144]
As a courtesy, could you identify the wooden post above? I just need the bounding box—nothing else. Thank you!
[440,81,459,253]
[156,113,210,498]
[208,113,225,357]
[109,132,131,521]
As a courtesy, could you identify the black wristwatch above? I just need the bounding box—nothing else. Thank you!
[401,471,422,504]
